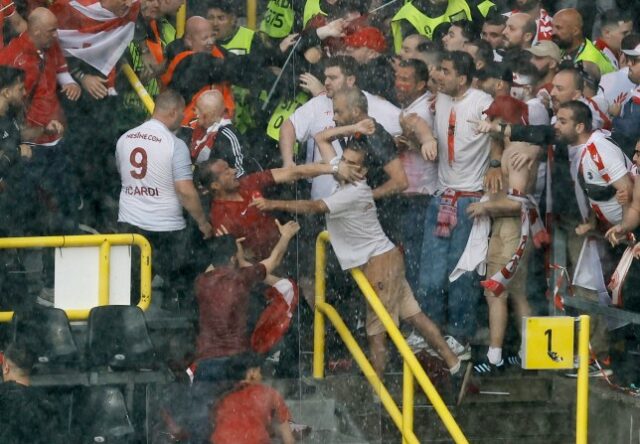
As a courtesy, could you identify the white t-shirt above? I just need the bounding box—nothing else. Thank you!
[401,92,437,195]
[116,119,193,232]
[288,91,401,199]
[576,133,631,225]
[322,181,395,270]
[527,97,550,125]
[595,67,636,111]
[433,88,493,192]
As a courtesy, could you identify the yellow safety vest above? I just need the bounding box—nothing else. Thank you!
[123,40,161,117]
[266,92,309,141]
[575,39,616,76]
[221,26,255,55]
[158,17,176,45]
[391,0,491,53]
[260,0,295,38]
[303,0,327,28]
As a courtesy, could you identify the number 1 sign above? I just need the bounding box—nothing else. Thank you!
[522,316,575,370]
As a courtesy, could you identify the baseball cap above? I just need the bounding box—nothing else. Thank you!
[622,43,640,57]
[342,27,387,53]
[526,41,561,62]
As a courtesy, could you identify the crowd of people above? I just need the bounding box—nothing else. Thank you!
[1,0,640,442]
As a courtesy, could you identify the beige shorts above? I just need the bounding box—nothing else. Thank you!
[361,247,422,336]
[486,216,531,298]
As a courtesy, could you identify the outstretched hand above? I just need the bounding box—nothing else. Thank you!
[276,219,300,239]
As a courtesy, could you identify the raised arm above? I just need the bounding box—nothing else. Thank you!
[252,197,329,214]
[260,220,300,274]
[270,161,362,184]
[314,119,376,163]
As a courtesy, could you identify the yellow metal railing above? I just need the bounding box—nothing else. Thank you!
[576,315,590,444]
[313,231,468,444]
[0,234,152,322]
[247,0,257,29]
[176,2,186,38]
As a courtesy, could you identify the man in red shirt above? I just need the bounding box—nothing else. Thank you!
[211,354,294,444]
[198,155,360,261]
[190,219,299,444]
[0,7,81,237]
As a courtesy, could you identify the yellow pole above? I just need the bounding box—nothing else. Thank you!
[576,315,590,444]
[403,361,414,444]
[247,0,257,30]
[318,302,420,444]
[351,269,469,444]
[176,2,186,38]
[121,64,155,114]
[134,234,153,312]
[313,231,328,378]
[98,241,111,306]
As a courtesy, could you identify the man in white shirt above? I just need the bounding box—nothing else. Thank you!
[251,143,472,405]
[279,55,402,200]
[393,58,437,294]
[417,51,493,354]
[116,90,212,304]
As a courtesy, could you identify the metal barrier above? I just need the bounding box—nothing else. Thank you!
[313,231,468,444]
[0,234,152,322]
[176,2,186,38]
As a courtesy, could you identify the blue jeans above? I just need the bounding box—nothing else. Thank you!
[397,194,430,294]
[416,195,482,342]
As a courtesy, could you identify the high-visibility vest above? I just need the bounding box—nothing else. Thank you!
[123,19,164,115]
[266,92,309,141]
[161,47,235,124]
[221,26,255,55]
[575,39,616,76]
[391,0,493,53]
[159,17,177,45]
[302,0,326,28]
[260,0,295,38]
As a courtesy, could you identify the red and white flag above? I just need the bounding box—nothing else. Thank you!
[50,0,140,76]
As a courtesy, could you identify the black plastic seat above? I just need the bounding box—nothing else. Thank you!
[86,305,158,371]
[72,386,135,443]
[12,306,80,372]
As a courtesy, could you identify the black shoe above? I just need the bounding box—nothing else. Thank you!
[473,359,505,376]
[450,361,473,406]
[506,354,522,368]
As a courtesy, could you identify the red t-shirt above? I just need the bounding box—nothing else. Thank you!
[211,382,291,444]
[194,263,266,361]
[211,171,280,260]
[0,32,68,143]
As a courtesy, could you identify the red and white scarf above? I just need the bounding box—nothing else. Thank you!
[481,189,549,296]
[51,0,140,76]
[608,242,635,307]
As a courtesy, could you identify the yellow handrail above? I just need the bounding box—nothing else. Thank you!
[176,2,186,38]
[0,234,152,322]
[576,315,590,444]
[121,63,155,114]
[314,231,469,444]
[247,0,257,30]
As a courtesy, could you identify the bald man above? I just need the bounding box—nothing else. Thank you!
[190,90,246,175]
[503,12,536,50]
[161,15,273,124]
[552,8,615,77]
[0,7,81,238]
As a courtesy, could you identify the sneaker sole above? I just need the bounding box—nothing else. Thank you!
[564,369,613,378]
[457,349,472,361]
[457,363,473,406]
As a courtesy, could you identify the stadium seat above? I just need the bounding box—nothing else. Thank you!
[86,305,158,371]
[72,386,135,443]
[11,306,80,372]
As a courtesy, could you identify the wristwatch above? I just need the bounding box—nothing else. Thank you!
[330,156,340,175]
[489,159,501,168]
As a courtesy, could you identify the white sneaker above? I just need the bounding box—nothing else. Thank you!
[445,335,471,361]
[406,332,428,353]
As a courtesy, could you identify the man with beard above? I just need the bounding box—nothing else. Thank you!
[526,40,561,95]
[502,12,536,51]
[552,8,615,78]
